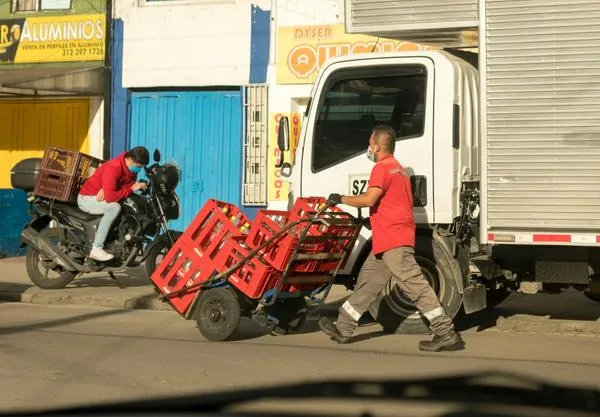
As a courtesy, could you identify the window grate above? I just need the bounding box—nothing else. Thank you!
[242,84,268,206]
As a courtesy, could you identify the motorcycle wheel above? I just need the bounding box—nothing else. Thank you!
[144,231,182,279]
[25,229,76,290]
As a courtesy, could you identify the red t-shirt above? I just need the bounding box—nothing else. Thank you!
[369,155,416,255]
[79,152,136,203]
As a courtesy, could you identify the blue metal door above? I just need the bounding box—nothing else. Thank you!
[129,90,243,232]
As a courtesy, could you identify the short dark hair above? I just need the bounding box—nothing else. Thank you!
[127,146,150,165]
[371,125,396,154]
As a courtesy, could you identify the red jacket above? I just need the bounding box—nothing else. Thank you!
[79,152,136,203]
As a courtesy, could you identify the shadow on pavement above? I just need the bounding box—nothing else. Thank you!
[68,268,149,289]
[0,308,132,336]
[0,282,33,303]
[457,289,600,332]
[303,288,600,338]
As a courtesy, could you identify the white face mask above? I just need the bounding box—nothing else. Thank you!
[367,145,376,162]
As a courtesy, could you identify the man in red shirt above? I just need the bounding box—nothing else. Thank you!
[77,147,149,261]
[319,126,463,352]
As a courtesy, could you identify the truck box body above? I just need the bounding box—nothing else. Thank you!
[344,0,478,47]
[482,0,600,236]
[344,0,600,243]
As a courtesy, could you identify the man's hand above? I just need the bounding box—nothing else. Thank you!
[327,193,343,206]
[96,189,105,201]
[132,182,148,192]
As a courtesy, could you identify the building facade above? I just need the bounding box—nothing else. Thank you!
[111,0,272,229]
[109,0,430,232]
[0,0,107,257]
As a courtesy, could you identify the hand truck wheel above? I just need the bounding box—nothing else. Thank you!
[195,287,241,342]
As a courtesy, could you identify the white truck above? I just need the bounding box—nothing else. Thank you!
[275,0,600,333]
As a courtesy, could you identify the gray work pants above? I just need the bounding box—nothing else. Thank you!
[335,247,454,338]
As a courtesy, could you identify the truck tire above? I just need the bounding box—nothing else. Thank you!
[368,236,464,334]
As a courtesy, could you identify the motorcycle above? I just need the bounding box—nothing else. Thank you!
[12,149,182,289]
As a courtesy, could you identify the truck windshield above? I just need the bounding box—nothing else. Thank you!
[313,67,426,172]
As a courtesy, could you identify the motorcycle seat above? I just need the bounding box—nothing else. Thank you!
[53,202,102,222]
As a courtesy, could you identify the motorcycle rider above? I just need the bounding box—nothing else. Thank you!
[77,146,150,261]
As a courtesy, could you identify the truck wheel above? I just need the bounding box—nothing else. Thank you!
[265,297,308,335]
[195,287,241,342]
[368,237,463,334]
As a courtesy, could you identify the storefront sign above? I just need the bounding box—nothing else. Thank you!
[0,13,105,64]
[277,24,435,84]
[269,112,302,201]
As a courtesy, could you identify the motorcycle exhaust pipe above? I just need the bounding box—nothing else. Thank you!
[21,227,82,272]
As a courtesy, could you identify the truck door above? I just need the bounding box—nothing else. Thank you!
[300,57,435,224]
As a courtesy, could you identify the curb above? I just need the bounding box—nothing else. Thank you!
[0,288,346,316]
[0,289,171,311]
[496,314,600,336]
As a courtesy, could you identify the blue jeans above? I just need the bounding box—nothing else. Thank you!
[77,195,122,249]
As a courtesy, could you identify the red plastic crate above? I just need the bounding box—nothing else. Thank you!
[246,202,356,273]
[292,197,358,272]
[34,145,103,202]
[290,197,349,242]
[214,237,282,300]
[179,199,252,257]
[289,196,344,220]
[245,210,321,272]
[150,239,218,315]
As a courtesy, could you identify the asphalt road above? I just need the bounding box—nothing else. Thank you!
[2,302,600,413]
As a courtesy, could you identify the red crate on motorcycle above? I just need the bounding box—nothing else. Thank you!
[150,239,218,315]
[214,237,282,299]
[34,145,103,202]
[179,199,252,256]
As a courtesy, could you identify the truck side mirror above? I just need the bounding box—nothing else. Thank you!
[276,116,290,169]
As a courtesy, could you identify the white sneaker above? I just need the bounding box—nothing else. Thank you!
[90,247,114,261]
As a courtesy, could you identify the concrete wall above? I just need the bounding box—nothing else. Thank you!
[114,0,271,88]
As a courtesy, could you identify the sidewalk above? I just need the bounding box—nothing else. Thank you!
[0,257,351,314]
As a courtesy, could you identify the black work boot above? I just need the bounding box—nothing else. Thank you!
[419,331,464,352]
[318,318,350,344]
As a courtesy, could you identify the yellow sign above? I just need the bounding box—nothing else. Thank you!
[0,14,105,64]
[277,24,435,84]
[269,112,302,201]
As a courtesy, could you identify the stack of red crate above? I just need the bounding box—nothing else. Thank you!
[151,197,357,313]
[150,199,253,315]
[246,197,355,274]
[213,236,282,299]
